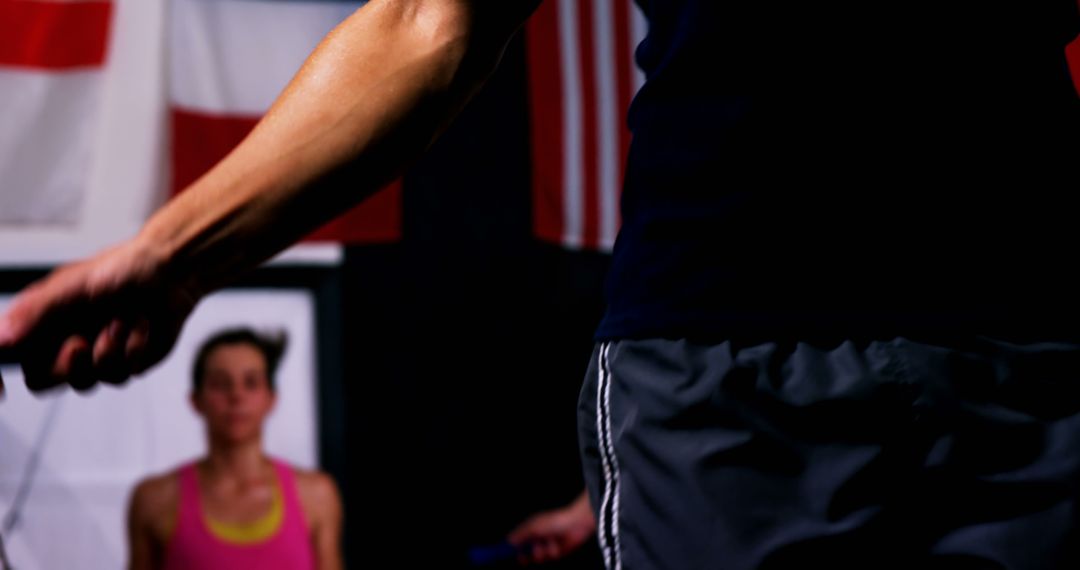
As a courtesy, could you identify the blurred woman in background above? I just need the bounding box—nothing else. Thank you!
[126,328,343,570]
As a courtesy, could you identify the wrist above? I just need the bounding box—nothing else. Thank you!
[133,219,211,300]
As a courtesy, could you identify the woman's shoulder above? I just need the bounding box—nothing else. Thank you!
[282,463,342,522]
[288,465,339,500]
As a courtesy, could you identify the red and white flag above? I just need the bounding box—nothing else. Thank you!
[526,0,645,252]
[1068,29,1080,97]
[0,0,114,226]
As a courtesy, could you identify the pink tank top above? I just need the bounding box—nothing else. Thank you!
[162,460,316,570]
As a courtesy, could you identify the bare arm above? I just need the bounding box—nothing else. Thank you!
[297,472,345,570]
[128,493,157,570]
[0,0,541,390]
[146,0,540,294]
[127,477,177,570]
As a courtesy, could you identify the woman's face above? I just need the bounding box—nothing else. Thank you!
[192,343,276,445]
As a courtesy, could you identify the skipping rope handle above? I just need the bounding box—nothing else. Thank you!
[0,347,18,397]
[466,540,533,567]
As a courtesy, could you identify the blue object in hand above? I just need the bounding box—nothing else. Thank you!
[467,540,523,567]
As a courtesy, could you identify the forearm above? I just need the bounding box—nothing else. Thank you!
[140,1,520,294]
[317,547,345,570]
[315,498,344,570]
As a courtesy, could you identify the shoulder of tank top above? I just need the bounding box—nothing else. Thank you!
[131,470,181,544]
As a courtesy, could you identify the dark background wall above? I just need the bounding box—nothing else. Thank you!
[339,34,611,568]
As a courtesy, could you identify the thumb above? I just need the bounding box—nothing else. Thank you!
[0,288,50,351]
[508,518,543,545]
[1,292,50,397]
[0,278,73,352]
[507,526,532,545]
[0,343,14,400]
[0,311,16,349]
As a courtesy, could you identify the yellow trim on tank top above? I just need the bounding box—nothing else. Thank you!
[203,485,285,545]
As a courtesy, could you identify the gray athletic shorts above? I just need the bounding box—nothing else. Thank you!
[578,337,1080,569]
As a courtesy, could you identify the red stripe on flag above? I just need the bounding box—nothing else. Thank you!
[303,182,401,244]
[526,1,566,246]
[577,0,600,250]
[1067,35,1080,98]
[0,1,112,69]
[171,108,258,194]
[171,107,401,244]
[614,0,634,214]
